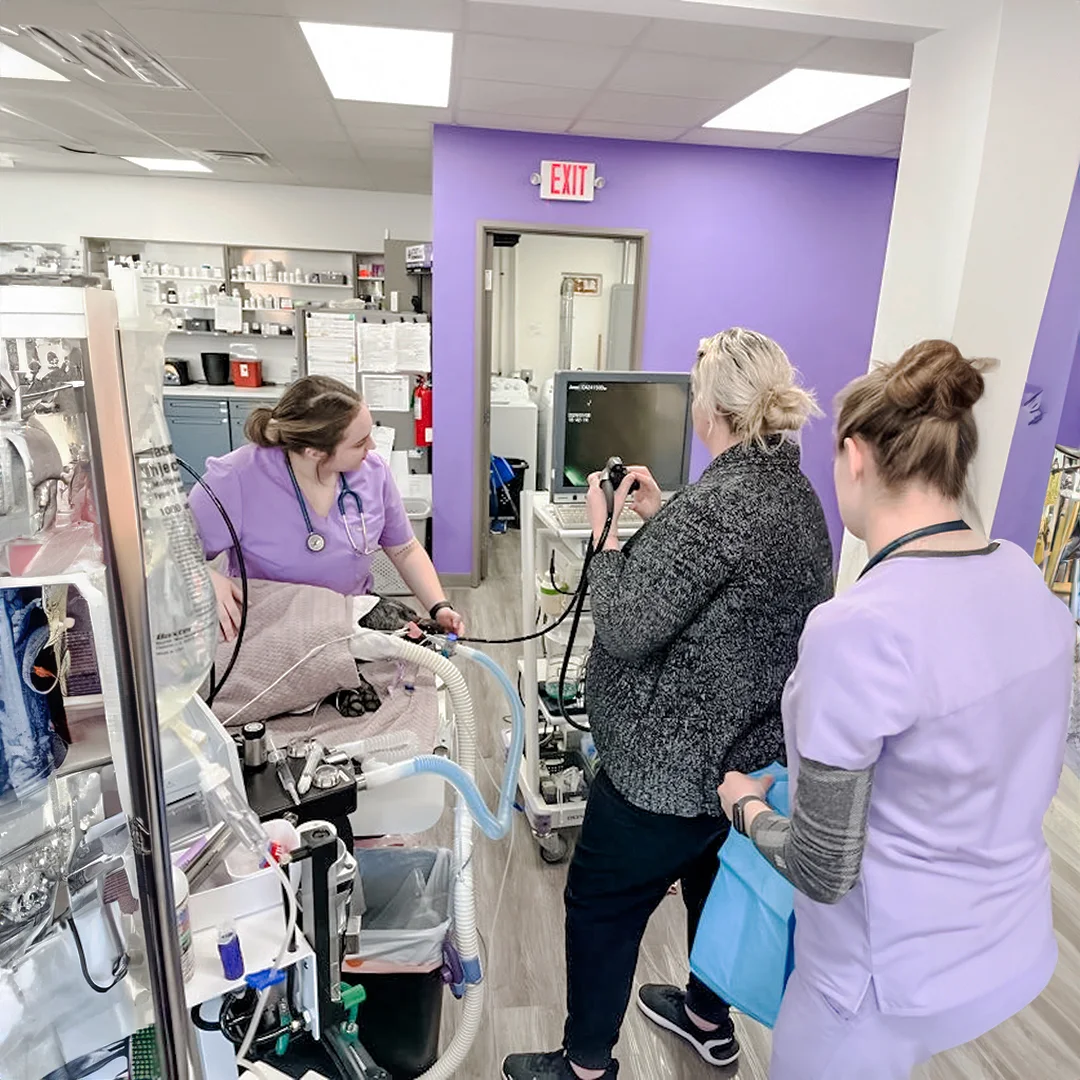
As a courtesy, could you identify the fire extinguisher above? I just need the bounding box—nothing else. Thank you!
[413,377,432,448]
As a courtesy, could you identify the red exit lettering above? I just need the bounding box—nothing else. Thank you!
[540,160,596,202]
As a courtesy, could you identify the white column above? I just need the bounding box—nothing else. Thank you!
[836,0,1080,589]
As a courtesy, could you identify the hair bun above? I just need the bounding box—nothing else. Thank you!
[884,340,990,421]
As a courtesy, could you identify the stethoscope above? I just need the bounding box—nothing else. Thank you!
[858,519,969,580]
[285,453,375,556]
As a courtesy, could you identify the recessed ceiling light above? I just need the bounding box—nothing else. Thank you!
[300,21,452,107]
[122,157,212,173]
[704,69,910,134]
[0,42,68,82]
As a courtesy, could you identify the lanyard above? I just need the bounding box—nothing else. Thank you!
[858,520,969,581]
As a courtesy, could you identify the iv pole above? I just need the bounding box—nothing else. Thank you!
[80,287,201,1080]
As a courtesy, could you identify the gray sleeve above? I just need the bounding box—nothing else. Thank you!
[748,758,873,905]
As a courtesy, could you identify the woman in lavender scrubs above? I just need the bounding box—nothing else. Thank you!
[188,375,463,640]
[719,341,1074,1079]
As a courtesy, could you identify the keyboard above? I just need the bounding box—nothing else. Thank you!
[548,503,644,530]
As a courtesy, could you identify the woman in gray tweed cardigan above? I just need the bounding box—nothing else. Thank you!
[505,329,834,1080]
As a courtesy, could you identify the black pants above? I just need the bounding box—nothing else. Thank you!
[563,770,730,1070]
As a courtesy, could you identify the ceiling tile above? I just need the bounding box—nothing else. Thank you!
[279,0,465,31]
[678,128,794,150]
[92,85,221,115]
[461,34,623,90]
[0,0,129,32]
[260,138,359,162]
[787,134,898,156]
[798,37,913,78]
[204,94,347,140]
[121,111,249,138]
[607,52,783,103]
[569,119,688,142]
[168,52,327,97]
[815,108,905,142]
[636,21,824,63]
[456,79,591,120]
[335,102,449,132]
[465,2,647,47]
[103,0,292,13]
[344,127,432,151]
[579,91,720,128]
[358,146,430,167]
[104,9,302,61]
[453,111,569,133]
[870,90,909,116]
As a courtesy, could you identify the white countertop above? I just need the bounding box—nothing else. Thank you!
[163,383,284,399]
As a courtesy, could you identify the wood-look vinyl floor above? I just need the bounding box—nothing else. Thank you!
[422,532,1080,1079]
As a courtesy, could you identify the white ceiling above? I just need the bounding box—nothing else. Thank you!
[0,0,912,194]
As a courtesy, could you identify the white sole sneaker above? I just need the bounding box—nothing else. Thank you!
[636,995,740,1068]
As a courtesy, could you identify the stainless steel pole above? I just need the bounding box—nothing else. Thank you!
[80,287,195,1080]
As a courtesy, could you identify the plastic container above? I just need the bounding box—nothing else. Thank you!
[173,864,194,983]
[201,352,231,385]
[230,358,262,388]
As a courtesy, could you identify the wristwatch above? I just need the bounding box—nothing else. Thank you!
[429,600,453,621]
[732,795,771,836]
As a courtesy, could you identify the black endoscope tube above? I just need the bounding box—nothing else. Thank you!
[175,458,248,704]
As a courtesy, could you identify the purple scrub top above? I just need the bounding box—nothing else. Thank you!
[189,444,414,596]
[782,540,1073,1018]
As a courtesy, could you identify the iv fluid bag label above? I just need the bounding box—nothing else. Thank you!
[135,444,215,672]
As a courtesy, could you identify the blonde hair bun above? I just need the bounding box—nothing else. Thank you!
[694,327,821,446]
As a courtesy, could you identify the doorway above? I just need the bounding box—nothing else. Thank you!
[475,223,648,582]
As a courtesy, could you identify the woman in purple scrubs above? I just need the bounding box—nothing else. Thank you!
[189,375,463,639]
[718,341,1074,1079]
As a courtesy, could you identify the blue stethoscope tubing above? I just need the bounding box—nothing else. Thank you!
[284,452,363,554]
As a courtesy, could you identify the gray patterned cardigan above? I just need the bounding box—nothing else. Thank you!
[585,440,834,818]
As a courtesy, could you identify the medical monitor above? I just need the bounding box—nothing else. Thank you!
[550,371,693,500]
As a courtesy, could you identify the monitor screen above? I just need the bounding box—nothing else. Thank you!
[552,372,693,495]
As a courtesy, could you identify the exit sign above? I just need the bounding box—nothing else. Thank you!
[540,160,596,202]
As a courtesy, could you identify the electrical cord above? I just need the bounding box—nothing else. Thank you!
[67,909,129,994]
[175,457,248,705]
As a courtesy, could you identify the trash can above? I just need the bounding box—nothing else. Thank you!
[343,848,452,1079]
[490,456,529,529]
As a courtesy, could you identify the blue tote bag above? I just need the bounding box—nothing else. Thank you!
[689,763,795,1029]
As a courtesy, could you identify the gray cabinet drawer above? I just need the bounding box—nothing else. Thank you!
[167,412,232,489]
[228,399,275,450]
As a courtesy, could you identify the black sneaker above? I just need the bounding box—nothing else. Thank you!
[636,985,740,1067]
[502,1050,619,1080]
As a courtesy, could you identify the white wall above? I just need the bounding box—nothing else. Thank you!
[0,171,431,252]
[513,234,626,388]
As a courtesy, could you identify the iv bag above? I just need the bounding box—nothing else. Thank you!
[119,317,216,721]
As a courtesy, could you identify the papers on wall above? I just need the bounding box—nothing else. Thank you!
[362,373,411,412]
[357,323,397,372]
[357,321,431,374]
[213,295,241,332]
[396,322,431,373]
[306,311,357,386]
[372,424,396,462]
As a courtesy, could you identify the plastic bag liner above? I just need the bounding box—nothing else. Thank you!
[689,763,794,1029]
[343,848,452,975]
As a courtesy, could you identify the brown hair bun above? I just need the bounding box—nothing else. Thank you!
[883,340,987,421]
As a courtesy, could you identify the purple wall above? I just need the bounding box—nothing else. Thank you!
[995,172,1080,550]
[432,126,897,577]
[1056,336,1080,450]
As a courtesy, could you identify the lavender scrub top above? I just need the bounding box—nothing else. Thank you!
[188,444,414,596]
[782,539,1074,1019]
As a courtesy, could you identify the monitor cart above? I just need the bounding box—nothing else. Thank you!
[516,487,642,863]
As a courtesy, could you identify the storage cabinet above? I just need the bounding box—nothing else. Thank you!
[165,396,276,488]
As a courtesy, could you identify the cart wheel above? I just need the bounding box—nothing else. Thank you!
[538,832,569,864]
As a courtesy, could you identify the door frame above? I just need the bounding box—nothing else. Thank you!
[472,221,650,585]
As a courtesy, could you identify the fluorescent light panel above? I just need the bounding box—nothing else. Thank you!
[123,157,211,173]
[705,69,910,134]
[0,42,68,82]
[300,22,452,107]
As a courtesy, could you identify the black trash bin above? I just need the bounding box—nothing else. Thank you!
[491,457,529,529]
[344,848,451,1079]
